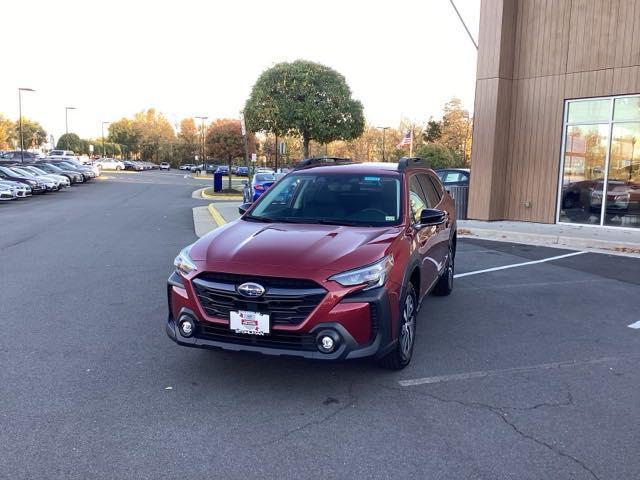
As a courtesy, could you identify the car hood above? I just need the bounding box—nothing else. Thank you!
[190,219,401,276]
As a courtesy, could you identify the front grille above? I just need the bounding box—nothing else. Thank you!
[192,273,326,326]
[198,322,317,351]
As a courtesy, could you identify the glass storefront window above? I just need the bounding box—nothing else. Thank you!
[559,124,609,225]
[567,99,611,123]
[560,95,640,228]
[605,123,640,227]
[613,97,640,122]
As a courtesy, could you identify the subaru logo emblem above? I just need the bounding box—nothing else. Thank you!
[237,282,265,297]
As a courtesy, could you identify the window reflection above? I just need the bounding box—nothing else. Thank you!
[604,123,640,227]
[559,124,609,225]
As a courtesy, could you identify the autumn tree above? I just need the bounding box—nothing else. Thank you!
[177,118,199,164]
[206,119,255,190]
[439,98,472,165]
[0,115,15,150]
[57,133,83,152]
[244,60,365,158]
[15,118,47,148]
[132,109,175,162]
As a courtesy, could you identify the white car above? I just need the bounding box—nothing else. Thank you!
[97,158,125,170]
[0,183,17,200]
[160,162,170,170]
[22,166,71,188]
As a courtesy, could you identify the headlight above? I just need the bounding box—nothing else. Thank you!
[329,255,394,290]
[174,245,197,276]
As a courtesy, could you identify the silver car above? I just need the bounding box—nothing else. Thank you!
[22,166,71,188]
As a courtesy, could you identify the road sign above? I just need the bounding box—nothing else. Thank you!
[251,153,257,163]
[279,142,286,155]
[89,144,94,153]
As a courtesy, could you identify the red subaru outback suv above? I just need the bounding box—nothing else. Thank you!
[167,157,456,369]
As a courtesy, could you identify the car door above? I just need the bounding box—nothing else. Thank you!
[408,174,440,295]
[417,173,450,274]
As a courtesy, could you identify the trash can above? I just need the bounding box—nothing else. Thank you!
[213,171,223,192]
[447,185,469,220]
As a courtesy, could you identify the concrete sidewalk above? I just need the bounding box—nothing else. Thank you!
[458,220,640,256]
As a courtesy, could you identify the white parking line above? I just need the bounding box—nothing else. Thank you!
[398,354,637,387]
[628,321,640,329]
[454,251,587,278]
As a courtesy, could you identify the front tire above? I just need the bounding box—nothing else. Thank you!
[380,282,417,370]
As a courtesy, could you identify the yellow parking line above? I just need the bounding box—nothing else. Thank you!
[208,204,227,226]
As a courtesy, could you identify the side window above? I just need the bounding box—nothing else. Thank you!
[417,174,441,207]
[408,176,427,223]
[444,172,461,183]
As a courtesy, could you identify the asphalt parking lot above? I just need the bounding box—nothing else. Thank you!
[1,170,639,479]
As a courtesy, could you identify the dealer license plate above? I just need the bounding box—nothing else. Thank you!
[230,310,270,335]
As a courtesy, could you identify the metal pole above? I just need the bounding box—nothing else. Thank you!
[378,126,390,161]
[448,0,478,50]
[275,134,278,172]
[18,90,23,163]
[101,121,109,157]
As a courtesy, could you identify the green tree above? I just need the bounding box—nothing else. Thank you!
[108,118,140,159]
[244,60,365,158]
[56,133,83,152]
[413,143,460,169]
[423,118,442,143]
[206,119,255,190]
[0,115,15,150]
[15,118,47,149]
[132,109,175,162]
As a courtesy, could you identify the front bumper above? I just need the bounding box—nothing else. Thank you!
[166,272,395,361]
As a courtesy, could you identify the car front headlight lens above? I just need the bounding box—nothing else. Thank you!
[174,245,197,276]
[329,255,394,290]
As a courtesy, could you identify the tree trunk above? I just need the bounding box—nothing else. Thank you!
[228,156,232,191]
[303,132,310,159]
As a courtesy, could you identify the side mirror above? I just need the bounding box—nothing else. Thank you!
[238,202,252,215]
[417,208,446,228]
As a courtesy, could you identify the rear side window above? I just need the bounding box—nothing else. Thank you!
[408,176,428,222]
[417,173,441,207]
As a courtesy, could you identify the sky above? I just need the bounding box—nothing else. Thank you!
[1,0,480,144]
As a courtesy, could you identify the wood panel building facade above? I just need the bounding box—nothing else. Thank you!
[469,0,640,227]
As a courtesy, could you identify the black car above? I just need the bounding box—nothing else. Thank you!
[48,161,94,181]
[0,165,45,193]
[435,168,470,188]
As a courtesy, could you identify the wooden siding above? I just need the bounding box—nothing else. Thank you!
[469,0,640,223]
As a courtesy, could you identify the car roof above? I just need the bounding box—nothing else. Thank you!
[292,162,406,176]
[435,168,470,173]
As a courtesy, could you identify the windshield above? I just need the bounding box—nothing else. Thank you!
[247,172,401,226]
[27,166,48,175]
[43,164,62,172]
[12,168,36,177]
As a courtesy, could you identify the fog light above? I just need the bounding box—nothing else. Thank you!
[179,316,195,337]
[316,330,339,354]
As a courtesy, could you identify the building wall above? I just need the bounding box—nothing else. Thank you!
[469,0,640,222]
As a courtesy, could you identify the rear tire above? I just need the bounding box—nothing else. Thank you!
[433,243,454,296]
[380,282,417,370]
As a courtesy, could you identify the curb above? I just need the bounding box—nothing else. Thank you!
[458,228,640,256]
[207,204,227,227]
[201,188,243,201]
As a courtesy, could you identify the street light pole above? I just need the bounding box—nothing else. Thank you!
[101,121,110,157]
[195,116,208,172]
[377,126,390,161]
[65,107,76,136]
[18,88,35,163]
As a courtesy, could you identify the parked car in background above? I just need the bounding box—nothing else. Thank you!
[10,166,60,191]
[0,166,45,193]
[32,162,83,183]
[435,168,470,188]
[48,160,95,181]
[0,150,41,162]
[0,179,30,197]
[243,172,276,203]
[179,164,195,171]
[167,157,456,370]
[124,160,143,171]
[190,164,204,174]
[236,166,249,176]
[160,162,170,170]
[0,183,18,200]
[20,165,70,188]
[96,158,125,170]
[216,165,230,176]
[255,167,274,174]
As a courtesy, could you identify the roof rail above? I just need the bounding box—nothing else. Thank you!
[294,156,355,170]
[397,157,431,172]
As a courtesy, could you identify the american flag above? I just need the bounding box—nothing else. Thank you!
[396,130,412,148]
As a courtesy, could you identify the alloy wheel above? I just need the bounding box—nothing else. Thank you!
[400,293,415,360]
